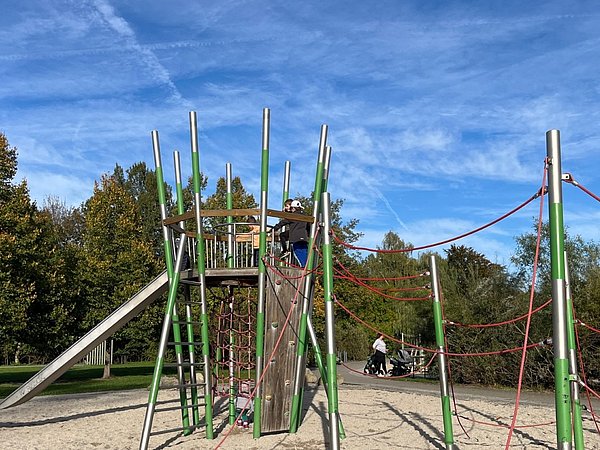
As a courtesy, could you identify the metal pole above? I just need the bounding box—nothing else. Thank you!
[140,133,190,450]
[322,145,332,192]
[547,130,573,450]
[430,255,455,450]
[189,111,214,439]
[253,107,270,438]
[141,233,189,449]
[322,192,340,450]
[283,160,291,206]
[225,163,236,425]
[306,316,345,438]
[174,150,200,428]
[226,163,235,269]
[565,251,584,449]
[290,124,327,432]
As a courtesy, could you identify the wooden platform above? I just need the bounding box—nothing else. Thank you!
[180,268,259,288]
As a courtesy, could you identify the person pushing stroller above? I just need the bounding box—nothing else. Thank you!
[372,334,388,377]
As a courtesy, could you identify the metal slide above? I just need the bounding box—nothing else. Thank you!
[0,270,170,410]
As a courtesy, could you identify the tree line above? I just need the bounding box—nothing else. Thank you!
[1,133,599,389]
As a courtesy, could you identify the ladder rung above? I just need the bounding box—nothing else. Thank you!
[176,299,202,305]
[173,382,206,389]
[155,402,206,413]
[172,320,203,325]
[180,279,203,286]
[149,423,206,436]
[167,341,204,346]
[164,362,204,368]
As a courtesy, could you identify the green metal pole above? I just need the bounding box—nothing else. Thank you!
[306,316,345,438]
[429,255,455,450]
[253,107,270,439]
[140,132,190,449]
[174,150,201,428]
[564,251,584,449]
[303,143,345,438]
[322,191,340,450]
[546,129,573,450]
[225,163,237,426]
[189,111,214,439]
[290,124,327,433]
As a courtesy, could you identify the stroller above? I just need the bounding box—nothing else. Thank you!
[363,353,379,375]
[388,349,413,377]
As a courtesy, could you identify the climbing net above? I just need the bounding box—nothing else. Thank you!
[212,288,256,402]
[330,160,600,448]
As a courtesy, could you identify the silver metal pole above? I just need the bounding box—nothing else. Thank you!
[253,107,270,438]
[226,163,235,267]
[189,111,214,439]
[283,160,291,202]
[174,150,200,425]
[430,255,456,450]
[564,251,584,449]
[290,125,327,431]
[546,130,572,450]
[322,191,340,450]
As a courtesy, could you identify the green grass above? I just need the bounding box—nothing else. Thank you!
[0,362,179,399]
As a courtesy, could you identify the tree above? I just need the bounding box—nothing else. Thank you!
[0,133,65,363]
[81,174,161,360]
[361,232,431,344]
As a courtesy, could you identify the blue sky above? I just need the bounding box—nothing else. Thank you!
[2,1,600,267]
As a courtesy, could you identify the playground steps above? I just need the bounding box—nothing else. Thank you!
[140,279,213,449]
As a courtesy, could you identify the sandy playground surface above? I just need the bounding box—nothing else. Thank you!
[1,381,599,450]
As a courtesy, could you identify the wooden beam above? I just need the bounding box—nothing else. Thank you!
[163,208,315,226]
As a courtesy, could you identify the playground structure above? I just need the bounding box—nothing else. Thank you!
[138,109,344,449]
[1,123,599,450]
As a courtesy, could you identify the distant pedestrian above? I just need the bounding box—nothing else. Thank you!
[372,334,388,377]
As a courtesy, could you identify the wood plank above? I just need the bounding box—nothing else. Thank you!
[260,267,305,433]
[163,208,314,226]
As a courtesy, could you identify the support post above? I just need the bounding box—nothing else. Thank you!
[174,150,200,427]
[253,107,270,438]
[290,124,327,432]
[189,111,214,439]
[429,255,455,450]
[546,129,573,450]
[306,316,345,438]
[322,191,340,450]
[140,133,191,450]
[225,163,236,425]
[564,251,584,449]
[282,160,291,206]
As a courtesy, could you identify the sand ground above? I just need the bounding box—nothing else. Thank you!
[1,380,599,450]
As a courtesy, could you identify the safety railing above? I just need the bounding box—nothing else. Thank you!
[176,222,280,269]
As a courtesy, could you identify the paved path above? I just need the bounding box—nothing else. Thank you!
[336,360,599,409]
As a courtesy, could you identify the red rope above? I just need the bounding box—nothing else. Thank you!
[564,174,600,203]
[331,189,543,253]
[505,159,547,449]
[573,310,600,435]
[339,353,437,379]
[448,298,552,329]
[335,297,543,357]
[334,257,432,302]
[334,272,429,282]
[578,320,600,334]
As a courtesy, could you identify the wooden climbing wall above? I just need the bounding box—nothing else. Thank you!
[260,267,306,433]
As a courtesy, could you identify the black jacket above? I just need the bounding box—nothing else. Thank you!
[273,217,310,243]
